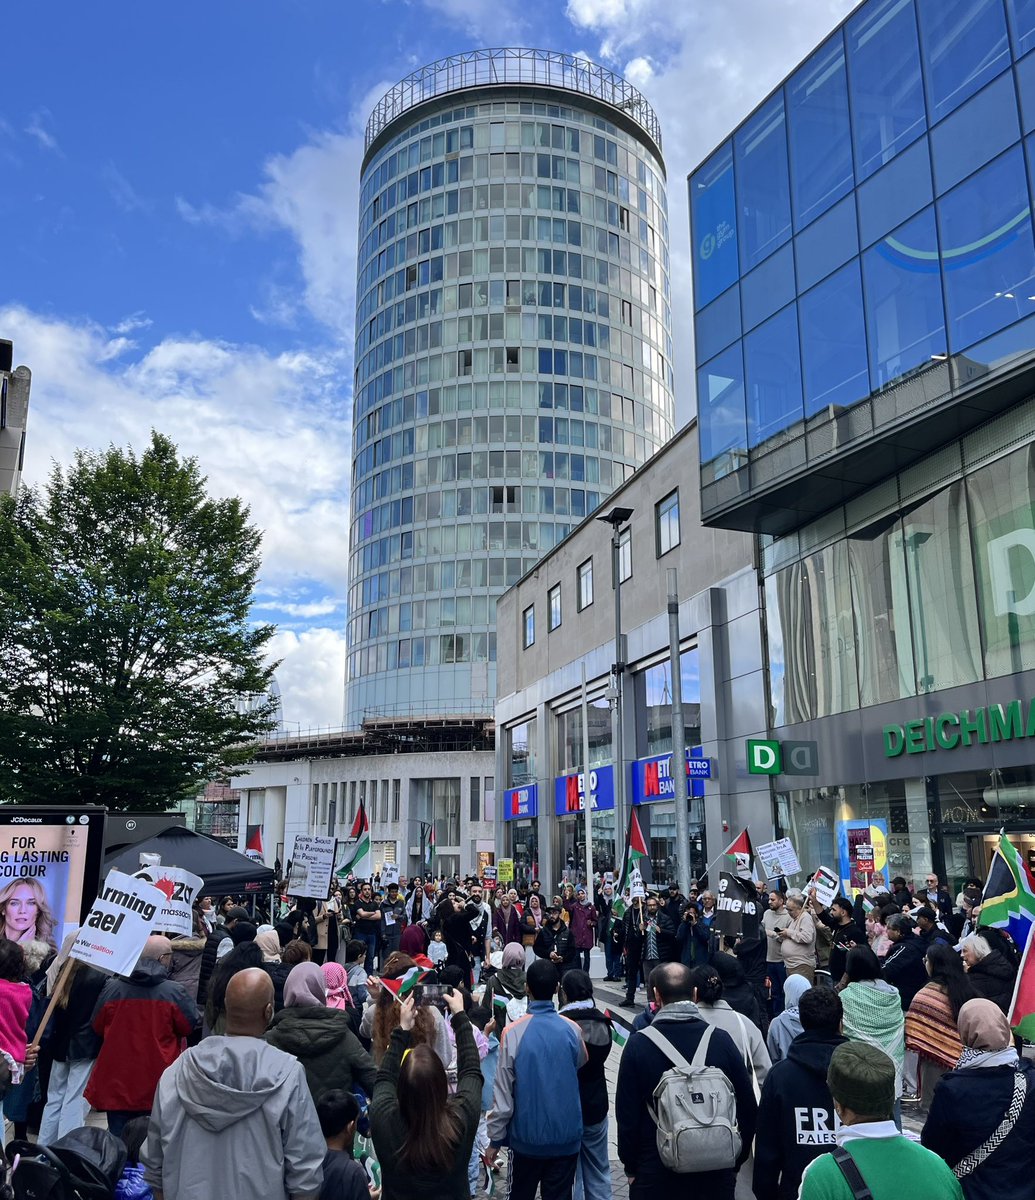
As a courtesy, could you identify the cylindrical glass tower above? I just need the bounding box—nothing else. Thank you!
[345,49,674,727]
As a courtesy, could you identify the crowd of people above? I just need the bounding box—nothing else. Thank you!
[0,867,1027,1200]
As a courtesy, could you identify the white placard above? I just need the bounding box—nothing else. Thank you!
[805,865,840,908]
[629,867,646,899]
[755,837,801,879]
[287,835,337,899]
[380,863,400,887]
[132,865,204,937]
[70,870,167,978]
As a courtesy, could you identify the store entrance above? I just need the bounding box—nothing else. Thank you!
[942,829,1035,891]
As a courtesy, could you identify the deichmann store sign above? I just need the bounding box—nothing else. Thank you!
[884,699,1035,757]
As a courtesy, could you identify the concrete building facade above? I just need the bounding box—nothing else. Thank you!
[0,340,30,498]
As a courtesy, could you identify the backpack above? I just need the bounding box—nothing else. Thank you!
[640,1024,742,1174]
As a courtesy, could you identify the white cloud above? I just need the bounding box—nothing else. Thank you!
[268,626,349,730]
[623,55,654,87]
[566,0,630,28]
[413,0,527,40]
[24,109,60,154]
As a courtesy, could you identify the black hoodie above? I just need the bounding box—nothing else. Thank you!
[560,1005,613,1125]
[752,1029,847,1200]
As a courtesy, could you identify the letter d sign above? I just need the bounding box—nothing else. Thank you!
[747,740,782,775]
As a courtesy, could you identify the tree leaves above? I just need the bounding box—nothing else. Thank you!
[0,432,278,810]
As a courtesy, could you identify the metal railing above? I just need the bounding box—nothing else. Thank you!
[365,48,662,155]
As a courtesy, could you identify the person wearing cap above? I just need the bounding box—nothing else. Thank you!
[798,1041,962,1199]
[662,882,685,927]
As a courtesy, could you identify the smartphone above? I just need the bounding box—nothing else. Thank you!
[418,983,452,1007]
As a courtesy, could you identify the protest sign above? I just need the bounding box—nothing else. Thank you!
[755,837,801,879]
[805,865,840,908]
[854,843,875,873]
[70,870,166,977]
[132,865,204,937]
[713,871,761,939]
[380,863,400,887]
[287,835,337,899]
[482,865,497,889]
[629,867,646,899]
[497,858,514,883]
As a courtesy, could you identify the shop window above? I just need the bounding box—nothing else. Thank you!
[848,514,916,707]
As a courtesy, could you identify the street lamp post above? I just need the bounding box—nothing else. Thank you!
[597,505,633,872]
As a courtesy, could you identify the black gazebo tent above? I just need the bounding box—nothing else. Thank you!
[103,823,276,895]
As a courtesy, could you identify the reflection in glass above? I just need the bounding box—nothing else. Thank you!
[804,541,860,718]
[967,442,1035,679]
[794,193,859,293]
[799,261,870,416]
[862,206,947,390]
[787,34,854,230]
[638,649,701,757]
[766,563,813,727]
[937,146,1035,351]
[556,700,613,774]
[856,136,933,249]
[745,304,803,450]
[900,482,981,693]
[690,143,739,310]
[1008,0,1035,56]
[508,717,537,786]
[734,92,793,271]
[741,242,796,332]
[848,514,916,705]
[697,343,746,477]
[847,0,927,180]
[917,0,1010,123]
[930,72,1020,196]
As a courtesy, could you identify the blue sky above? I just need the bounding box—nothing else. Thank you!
[2,0,856,728]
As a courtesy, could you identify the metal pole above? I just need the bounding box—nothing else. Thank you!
[612,525,627,878]
[581,661,595,894]
[667,567,692,898]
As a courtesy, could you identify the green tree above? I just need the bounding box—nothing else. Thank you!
[0,432,278,810]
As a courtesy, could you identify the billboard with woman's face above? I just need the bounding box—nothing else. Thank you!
[0,809,107,948]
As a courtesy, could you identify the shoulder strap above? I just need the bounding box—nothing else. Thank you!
[830,1146,874,1200]
[639,1022,707,1073]
[954,1069,1029,1178]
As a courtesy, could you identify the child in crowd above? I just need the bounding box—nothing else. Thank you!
[317,1089,377,1200]
[115,1115,153,1200]
[345,940,370,1006]
[428,928,448,968]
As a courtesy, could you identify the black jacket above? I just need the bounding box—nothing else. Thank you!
[262,961,293,1010]
[752,1029,847,1200]
[968,950,1017,1013]
[922,1059,1035,1200]
[615,1003,756,1187]
[819,915,866,982]
[533,923,578,968]
[196,926,229,1006]
[711,954,764,1030]
[641,910,677,961]
[881,937,929,1009]
[562,1005,613,1125]
[47,965,106,1063]
[265,1006,377,1104]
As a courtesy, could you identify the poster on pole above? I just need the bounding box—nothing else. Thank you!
[805,865,840,908]
[713,871,760,939]
[497,858,514,884]
[287,835,337,899]
[380,863,400,888]
[629,867,646,900]
[755,837,801,879]
[481,865,497,890]
[70,870,167,978]
[132,865,204,937]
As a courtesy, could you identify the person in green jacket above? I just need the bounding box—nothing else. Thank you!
[798,1041,963,1200]
[370,989,482,1200]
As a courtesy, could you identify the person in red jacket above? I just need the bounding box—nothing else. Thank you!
[85,935,199,1135]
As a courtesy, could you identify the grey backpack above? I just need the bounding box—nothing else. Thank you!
[640,1024,742,1173]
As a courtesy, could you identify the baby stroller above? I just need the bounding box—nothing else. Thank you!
[5,1126,126,1200]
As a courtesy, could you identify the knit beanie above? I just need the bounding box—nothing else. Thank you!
[826,1042,895,1118]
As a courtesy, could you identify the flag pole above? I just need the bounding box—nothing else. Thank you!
[581,662,595,894]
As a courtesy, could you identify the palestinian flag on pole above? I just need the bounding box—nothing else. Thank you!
[428,824,436,865]
[380,966,427,1001]
[612,807,649,922]
[723,829,757,882]
[1009,924,1035,1040]
[245,824,264,863]
[605,1008,634,1048]
[336,802,371,880]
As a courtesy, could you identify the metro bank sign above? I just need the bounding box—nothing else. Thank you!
[631,748,711,805]
[554,765,615,815]
[502,784,538,821]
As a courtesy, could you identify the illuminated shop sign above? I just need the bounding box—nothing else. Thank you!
[630,747,711,805]
[553,765,615,815]
[883,700,1035,757]
[502,784,538,821]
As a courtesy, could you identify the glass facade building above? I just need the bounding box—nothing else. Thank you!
[690,0,1035,533]
[346,50,675,726]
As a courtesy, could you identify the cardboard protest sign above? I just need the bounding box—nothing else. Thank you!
[713,871,761,939]
[132,865,203,937]
[755,837,801,879]
[497,858,515,883]
[805,865,840,908]
[287,835,337,899]
[70,870,167,978]
[380,863,400,887]
[481,865,497,889]
[629,867,646,899]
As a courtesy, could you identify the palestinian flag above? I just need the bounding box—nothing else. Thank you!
[612,808,649,922]
[428,824,436,863]
[605,1008,633,1048]
[245,824,264,863]
[1009,927,1035,1041]
[412,953,435,971]
[336,802,371,880]
[723,829,757,882]
[978,833,1035,953]
[380,966,427,1001]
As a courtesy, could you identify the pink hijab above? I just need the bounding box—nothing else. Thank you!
[320,961,352,1010]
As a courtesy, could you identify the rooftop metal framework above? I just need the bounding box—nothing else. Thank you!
[365,48,663,157]
[251,715,496,763]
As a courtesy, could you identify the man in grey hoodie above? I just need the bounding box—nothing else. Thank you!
[142,968,325,1200]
